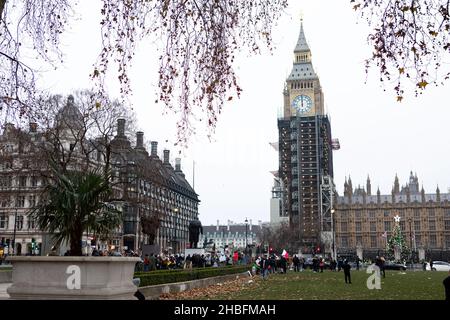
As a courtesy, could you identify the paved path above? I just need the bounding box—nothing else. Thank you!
[0,283,11,300]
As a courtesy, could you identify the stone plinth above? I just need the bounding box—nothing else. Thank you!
[6,256,140,300]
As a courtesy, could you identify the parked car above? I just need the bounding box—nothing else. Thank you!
[426,261,450,271]
[383,261,407,271]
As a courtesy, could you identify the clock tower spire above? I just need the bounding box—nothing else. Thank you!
[283,20,324,118]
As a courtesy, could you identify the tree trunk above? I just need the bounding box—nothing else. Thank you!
[0,0,6,23]
[70,230,83,256]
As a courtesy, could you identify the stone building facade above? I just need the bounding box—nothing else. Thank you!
[199,219,264,253]
[0,96,199,256]
[335,172,450,260]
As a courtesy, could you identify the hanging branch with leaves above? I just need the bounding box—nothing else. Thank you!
[351,0,450,101]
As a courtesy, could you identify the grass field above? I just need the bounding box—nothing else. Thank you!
[201,270,447,300]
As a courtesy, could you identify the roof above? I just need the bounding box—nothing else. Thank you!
[287,63,318,81]
[294,22,310,52]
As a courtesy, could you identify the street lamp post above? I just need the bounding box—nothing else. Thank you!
[408,218,414,269]
[331,209,336,262]
[245,218,248,250]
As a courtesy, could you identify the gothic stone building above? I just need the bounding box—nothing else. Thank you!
[335,172,450,261]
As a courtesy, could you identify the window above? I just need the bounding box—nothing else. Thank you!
[355,222,362,232]
[384,221,391,232]
[29,195,36,207]
[414,220,421,231]
[445,209,450,218]
[31,177,38,187]
[341,237,348,248]
[0,176,12,187]
[429,220,436,231]
[19,176,27,187]
[355,211,361,219]
[369,211,376,219]
[371,236,377,248]
[414,209,421,218]
[400,221,405,231]
[370,222,376,232]
[384,211,390,217]
[445,220,450,231]
[428,208,435,217]
[16,196,25,208]
[415,234,421,246]
[429,235,437,248]
[446,236,450,248]
[356,236,362,246]
[0,214,8,229]
[16,215,24,230]
[1,197,9,207]
[28,217,37,229]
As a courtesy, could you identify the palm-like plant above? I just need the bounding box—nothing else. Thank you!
[30,164,122,256]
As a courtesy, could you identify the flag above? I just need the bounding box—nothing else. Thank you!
[381,231,387,238]
[282,249,289,258]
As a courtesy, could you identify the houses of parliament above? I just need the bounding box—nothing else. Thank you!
[335,172,450,260]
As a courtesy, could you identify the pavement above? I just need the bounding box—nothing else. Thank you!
[0,283,11,300]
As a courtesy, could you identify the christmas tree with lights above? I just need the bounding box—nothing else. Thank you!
[386,215,410,262]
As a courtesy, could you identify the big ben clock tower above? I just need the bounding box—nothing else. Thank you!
[278,20,333,253]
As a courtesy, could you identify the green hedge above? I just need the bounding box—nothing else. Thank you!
[135,266,250,287]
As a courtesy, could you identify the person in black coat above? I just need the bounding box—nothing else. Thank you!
[443,270,450,301]
[343,259,352,284]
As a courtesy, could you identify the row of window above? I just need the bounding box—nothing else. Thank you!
[339,235,450,248]
[340,220,450,232]
[340,208,450,219]
[0,214,37,230]
[0,176,40,188]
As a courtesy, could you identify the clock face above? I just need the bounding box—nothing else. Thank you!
[292,95,313,114]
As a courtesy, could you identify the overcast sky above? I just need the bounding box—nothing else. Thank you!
[38,0,450,226]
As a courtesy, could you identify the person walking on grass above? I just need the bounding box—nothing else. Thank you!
[343,259,352,284]
[259,255,269,280]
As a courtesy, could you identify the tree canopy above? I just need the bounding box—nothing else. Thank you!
[0,0,288,145]
[352,0,450,101]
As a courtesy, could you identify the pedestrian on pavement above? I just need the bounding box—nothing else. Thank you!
[443,270,450,301]
[430,260,434,271]
[356,257,360,271]
[343,259,352,284]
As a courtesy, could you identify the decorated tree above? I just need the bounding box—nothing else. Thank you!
[386,215,410,262]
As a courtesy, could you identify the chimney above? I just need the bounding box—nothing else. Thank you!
[136,131,144,149]
[249,219,252,231]
[216,220,220,231]
[151,141,158,157]
[29,123,37,133]
[163,150,170,165]
[175,158,181,171]
[117,119,125,137]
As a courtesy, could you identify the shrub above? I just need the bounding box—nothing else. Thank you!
[135,266,250,287]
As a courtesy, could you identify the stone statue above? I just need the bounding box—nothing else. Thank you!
[188,220,203,249]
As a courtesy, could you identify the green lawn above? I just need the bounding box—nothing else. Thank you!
[204,270,447,300]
